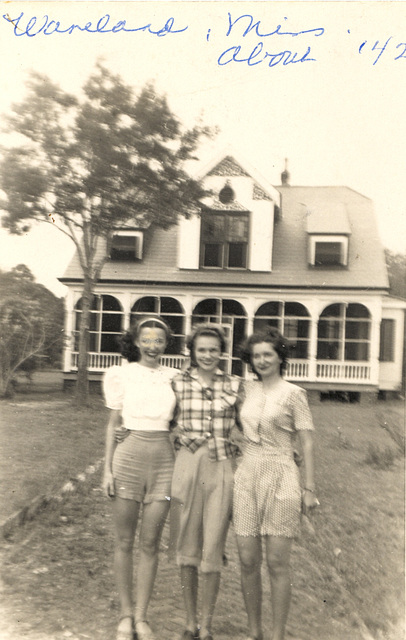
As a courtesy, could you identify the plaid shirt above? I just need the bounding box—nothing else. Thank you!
[171,367,242,461]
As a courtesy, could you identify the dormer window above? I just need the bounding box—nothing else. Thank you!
[110,232,143,261]
[200,212,249,269]
[306,204,351,268]
[309,235,349,267]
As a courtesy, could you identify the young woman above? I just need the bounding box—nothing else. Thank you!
[170,324,242,640]
[103,316,178,640]
[233,328,318,640]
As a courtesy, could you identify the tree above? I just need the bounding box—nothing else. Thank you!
[0,62,211,403]
[385,249,406,299]
[0,265,64,397]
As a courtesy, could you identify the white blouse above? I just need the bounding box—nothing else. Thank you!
[103,362,178,431]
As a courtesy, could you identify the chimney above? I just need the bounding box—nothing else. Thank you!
[281,158,290,186]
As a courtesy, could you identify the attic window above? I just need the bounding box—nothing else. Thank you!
[219,184,235,204]
[110,232,143,261]
[309,235,348,267]
[200,212,249,269]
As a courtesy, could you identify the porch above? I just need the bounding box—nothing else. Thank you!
[67,352,376,389]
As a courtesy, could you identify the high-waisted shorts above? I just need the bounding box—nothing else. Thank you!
[112,431,174,503]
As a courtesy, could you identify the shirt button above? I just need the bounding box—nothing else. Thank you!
[204,432,212,439]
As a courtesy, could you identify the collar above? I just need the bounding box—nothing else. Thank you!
[187,367,225,383]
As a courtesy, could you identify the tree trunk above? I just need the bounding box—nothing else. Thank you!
[75,275,93,405]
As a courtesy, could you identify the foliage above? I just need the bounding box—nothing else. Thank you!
[364,442,396,469]
[0,265,64,397]
[384,249,406,299]
[0,62,212,403]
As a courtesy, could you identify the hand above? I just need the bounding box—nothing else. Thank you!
[103,470,115,498]
[115,425,130,443]
[302,489,320,517]
[229,426,245,448]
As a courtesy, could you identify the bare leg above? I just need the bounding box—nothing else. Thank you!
[180,565,199,632]
[236,535,263,639]
[200,571,221,637]
[135,499,171,625]
[112,497,141,633]
[265,536,292,640]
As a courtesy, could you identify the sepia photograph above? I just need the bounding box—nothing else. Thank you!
[0,2,405,639]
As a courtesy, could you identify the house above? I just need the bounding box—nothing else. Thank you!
[59,151,405,399]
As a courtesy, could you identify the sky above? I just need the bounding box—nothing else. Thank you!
[0,1,405,296]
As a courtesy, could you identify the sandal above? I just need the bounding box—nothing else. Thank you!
[135,620,155,640]
[116,615,135,640]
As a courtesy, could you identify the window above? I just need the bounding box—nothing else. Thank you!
[309,235,349,267]
[317,303,371,361]
[254,301,310,358]
[131,296,185,355]
[74,295,123,353]
[315,242,342,265]
[201,213,249,269]
[110,232,143,261]
[379,319,395,362]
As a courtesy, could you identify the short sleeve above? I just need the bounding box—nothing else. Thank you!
[290,387,314,431]
[103,365,124,410]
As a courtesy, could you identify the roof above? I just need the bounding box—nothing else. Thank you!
[306,202,352,235]
[60,186,389,291]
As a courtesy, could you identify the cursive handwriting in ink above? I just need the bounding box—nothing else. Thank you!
[218,42,316,67]
[3,12,188,37]
[226,13,324,39]
[358,36,406,64]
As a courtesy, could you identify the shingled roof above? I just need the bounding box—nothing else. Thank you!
[60,185,389,290]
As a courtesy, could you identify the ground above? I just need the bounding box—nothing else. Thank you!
[0,376,404,640]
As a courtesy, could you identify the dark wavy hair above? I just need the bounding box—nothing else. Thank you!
[187,323,227,367]
[120,316,173,362]
[240,327,290,378]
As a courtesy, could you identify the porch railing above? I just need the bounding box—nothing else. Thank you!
[70,353,372,383]
[70,352,186,371]
[316,360,371,382]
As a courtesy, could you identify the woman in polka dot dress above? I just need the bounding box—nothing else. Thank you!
[233,328,318,640]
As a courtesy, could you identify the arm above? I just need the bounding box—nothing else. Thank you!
[298,429,318,515]
[102,409,122,498]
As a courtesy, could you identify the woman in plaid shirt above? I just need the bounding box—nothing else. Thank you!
[171,324,243,640]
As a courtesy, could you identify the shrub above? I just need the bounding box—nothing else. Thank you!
[364,443,396,469]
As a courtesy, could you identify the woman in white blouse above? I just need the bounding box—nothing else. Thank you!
[103,316,178,640]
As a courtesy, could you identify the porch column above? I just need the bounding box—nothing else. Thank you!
[183,294,194,345]
[369,317,381,385]
[63,289,75,372]
[121,292,132,331]
[308,311,319,382]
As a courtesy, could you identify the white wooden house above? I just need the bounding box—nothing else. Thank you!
[59,151,405,398]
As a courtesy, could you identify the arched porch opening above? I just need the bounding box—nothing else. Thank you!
[131,296,186,356]
[254,301,311,358]
[192,298,247,375]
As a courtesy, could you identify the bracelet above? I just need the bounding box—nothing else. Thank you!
[304,487,316,493]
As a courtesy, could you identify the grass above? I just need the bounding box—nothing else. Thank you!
[0,379,107,520]
[0,390,404,640]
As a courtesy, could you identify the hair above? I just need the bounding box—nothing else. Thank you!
[120,316,173,362]
[239,327,290,378]
[186,323,227,367]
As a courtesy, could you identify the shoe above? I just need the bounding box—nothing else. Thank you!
[181,630,200,640]
[135,621,155,640]
[200,635,213,640]
[116,615,135,640]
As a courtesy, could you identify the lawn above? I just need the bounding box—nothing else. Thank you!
[0,390,404,640]
[0,379,107,521]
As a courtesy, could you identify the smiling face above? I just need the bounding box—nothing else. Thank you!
[194,335,222,374]
[136,326,167,368]
[251,341,282,380]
